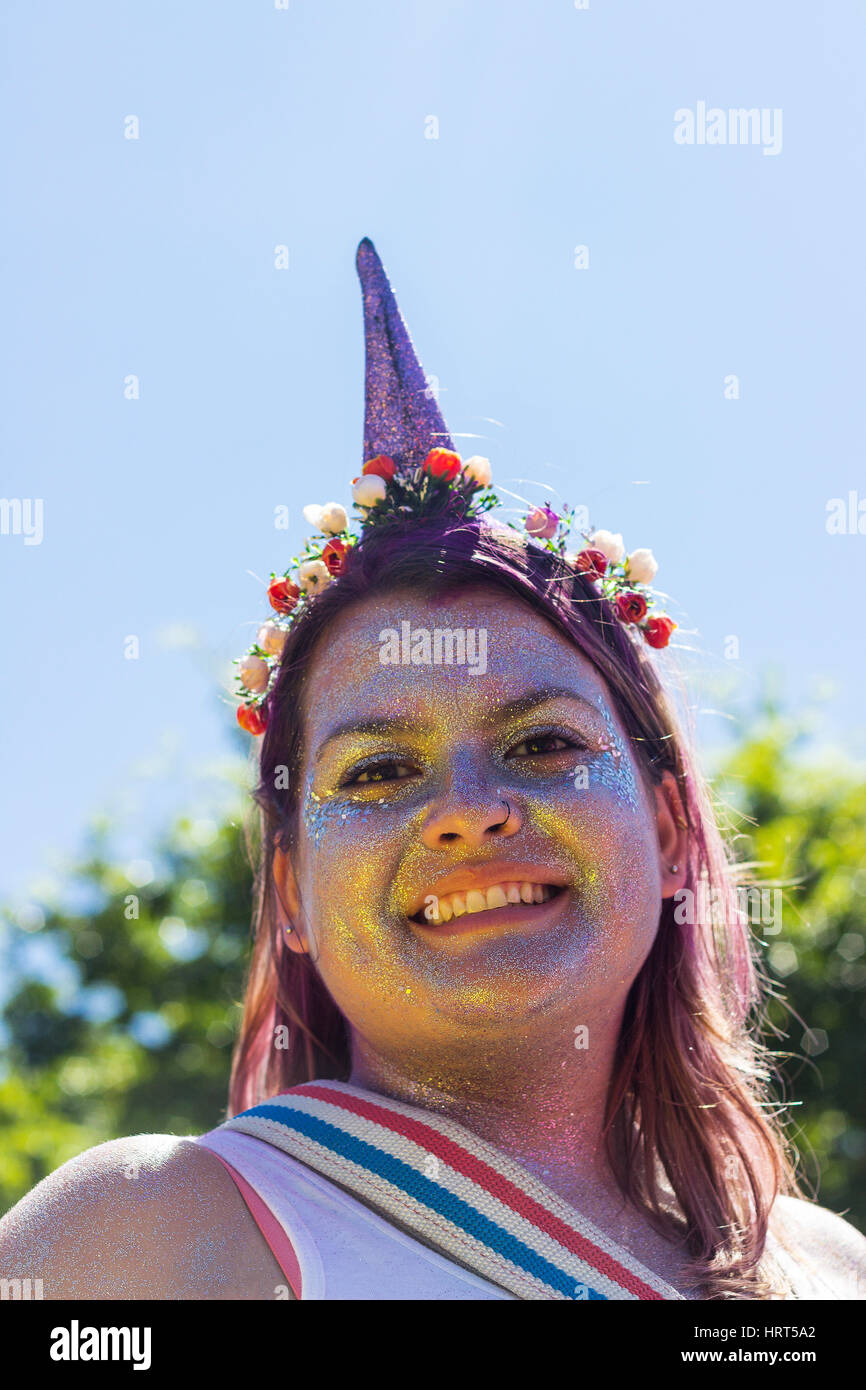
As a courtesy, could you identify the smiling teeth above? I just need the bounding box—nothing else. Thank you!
[422,881,557,923]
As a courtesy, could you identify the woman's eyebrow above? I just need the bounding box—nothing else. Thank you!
[495,687,600,721]
[314,716,420,763]
[315,688,599,762]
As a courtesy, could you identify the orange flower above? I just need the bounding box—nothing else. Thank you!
[363,455,396,481]
[322,537,349,576]
[423,448,461,482]
[644,615,677,649]
[267,577,300,615]
[237,703,268,735]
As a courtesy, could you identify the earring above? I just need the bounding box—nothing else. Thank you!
[283,922,294,938]
[669,864,679,874]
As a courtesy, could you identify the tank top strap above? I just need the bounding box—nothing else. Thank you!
[199,1141,305,1298]
[194,1127,515,1301]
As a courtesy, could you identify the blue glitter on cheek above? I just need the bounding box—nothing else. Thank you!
[301,772,408,849]
[302,777,382,848]
[586,705,639,811]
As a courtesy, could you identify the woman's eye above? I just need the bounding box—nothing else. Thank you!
[507,733,576,758]
[345,760,416,785]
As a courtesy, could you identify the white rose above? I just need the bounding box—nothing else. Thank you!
[352,474,388,508]
[238,654,270,693]
[302,503,324,528]
[257,622,287,657]
[463,455,492,487]
[590,529,625,564]
[626,548,657,585]
[319,502,348,535]
[297,559,332,594]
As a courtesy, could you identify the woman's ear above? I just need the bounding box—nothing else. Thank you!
[273,844,309,956]
[654,770,688,900]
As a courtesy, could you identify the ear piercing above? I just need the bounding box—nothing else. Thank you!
[669,864,679,874]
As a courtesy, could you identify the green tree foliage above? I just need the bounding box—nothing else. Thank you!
[1,715,864,1234]
[0,813,255,1208]
[715,715,866,1231]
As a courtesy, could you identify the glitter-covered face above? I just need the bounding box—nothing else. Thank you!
[287,587,667,1054]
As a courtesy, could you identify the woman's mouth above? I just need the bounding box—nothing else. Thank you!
[405,873,570,946]
[411,881,564,925]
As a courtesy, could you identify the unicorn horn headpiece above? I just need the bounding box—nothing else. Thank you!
[356,236,454,470]
[233,239,676,734]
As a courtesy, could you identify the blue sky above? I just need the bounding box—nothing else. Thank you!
[1,0,864,913]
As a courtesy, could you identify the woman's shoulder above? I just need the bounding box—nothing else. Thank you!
[0,1132,290,1300]
[768,1193,866,1299]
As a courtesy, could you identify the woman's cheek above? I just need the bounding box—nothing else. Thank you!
[512,735,658,944]
[298,775,415,961]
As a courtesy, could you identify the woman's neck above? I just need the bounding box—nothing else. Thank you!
[347,1010,626,1212]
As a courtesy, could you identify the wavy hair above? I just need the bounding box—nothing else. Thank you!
[228,515,800,1298]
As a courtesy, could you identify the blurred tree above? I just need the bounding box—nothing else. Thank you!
[0,810,256,1207]
[715,712,866,1231]
[1,709,864,1236]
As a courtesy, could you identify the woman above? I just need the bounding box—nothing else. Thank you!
[2,240,864,1301]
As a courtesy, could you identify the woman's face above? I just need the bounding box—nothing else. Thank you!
[280,586,675,1058]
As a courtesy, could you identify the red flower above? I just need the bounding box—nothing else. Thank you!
[615,591,648,624]
[423,448,462,482]
[363,455,397,481]
[267,577,300,615]
[237,703,268,735]
[644,615,677,649]
[322,538,348,576]
[574,547,608,578]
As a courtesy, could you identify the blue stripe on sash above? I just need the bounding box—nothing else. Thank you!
[242,1102,607,1301]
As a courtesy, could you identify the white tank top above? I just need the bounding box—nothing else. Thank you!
[195,1127,516,1300]
[196,1128,845,1300]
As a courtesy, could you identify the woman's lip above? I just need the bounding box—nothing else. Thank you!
[406,867,570,920]
[409,887,569,943]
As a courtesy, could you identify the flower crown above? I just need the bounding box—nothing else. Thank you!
[232,448,677,735]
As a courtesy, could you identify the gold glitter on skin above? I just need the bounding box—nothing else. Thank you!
[277,585,702,1293]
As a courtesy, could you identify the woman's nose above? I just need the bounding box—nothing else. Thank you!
[420,783,523,850]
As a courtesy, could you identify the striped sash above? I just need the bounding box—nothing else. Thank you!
[220,1079,683,1301]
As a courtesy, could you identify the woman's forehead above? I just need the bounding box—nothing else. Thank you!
[300,587,612,739]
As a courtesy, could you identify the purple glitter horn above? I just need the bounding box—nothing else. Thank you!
[356,236,454,473]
